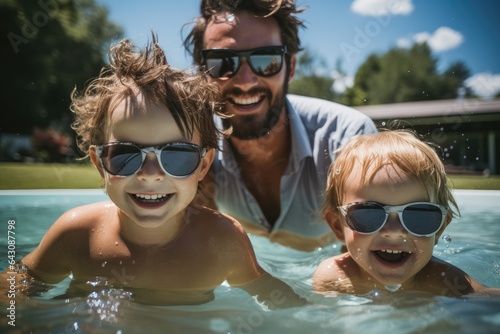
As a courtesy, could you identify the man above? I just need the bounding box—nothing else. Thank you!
[184,0,377,251]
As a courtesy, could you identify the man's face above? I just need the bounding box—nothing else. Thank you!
[203,11,294,140]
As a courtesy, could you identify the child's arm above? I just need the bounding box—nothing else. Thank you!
[236,272,307,308]
[0,209,79,302]
[222,217,306,308]
[20,208,83,283]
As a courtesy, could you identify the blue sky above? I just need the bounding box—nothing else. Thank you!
[97,0,500,98]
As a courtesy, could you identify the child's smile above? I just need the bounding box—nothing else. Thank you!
[342,164,436,287]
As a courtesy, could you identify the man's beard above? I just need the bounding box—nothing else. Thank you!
[222,79,288,140]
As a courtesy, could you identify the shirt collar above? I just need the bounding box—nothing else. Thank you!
[217,97,313,173]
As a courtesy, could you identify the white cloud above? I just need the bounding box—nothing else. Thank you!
[465,73,500,99]
[413,32,431,44]
[351,0,414,16]
[397,27,464,52]
[331,70,354,94]
[427,27,463,52]
[396,37,411,49]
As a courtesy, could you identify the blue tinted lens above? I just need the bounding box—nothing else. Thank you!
[160,144,201,177]
[402,203,443,235]
[346,203,386,233]
[101,144,143,176]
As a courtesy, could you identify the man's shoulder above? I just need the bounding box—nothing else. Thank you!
[287,94,371,121]
[287,94,375,131]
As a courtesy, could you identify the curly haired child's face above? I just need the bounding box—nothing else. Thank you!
[335,164,436,287]
[91,91,213,231]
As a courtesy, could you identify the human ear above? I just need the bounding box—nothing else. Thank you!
[325,209,345,242]
[89,146,105,179]
[197,148,215,182]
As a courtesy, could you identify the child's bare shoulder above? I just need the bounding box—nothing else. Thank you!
[187,204,246,233]
[313,254,346,290]
[51,201,117,232]
[416,256,478,295]
[186,205,253,250]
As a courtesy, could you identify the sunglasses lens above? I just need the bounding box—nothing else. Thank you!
[203,47,285,78]
[101,144,142,176]
[346,203,386,233]
[249,54,283,76]
[160,144,201,177]
[205,54,238,78]
[402,204,443,236]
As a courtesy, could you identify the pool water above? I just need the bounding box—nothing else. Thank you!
[1,189,499,333]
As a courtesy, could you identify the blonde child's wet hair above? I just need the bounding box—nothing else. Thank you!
[323,129,459,239]
[71,32,225,158]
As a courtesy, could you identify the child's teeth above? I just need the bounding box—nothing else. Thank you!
[135,194,167,200]
[380,249,402,254]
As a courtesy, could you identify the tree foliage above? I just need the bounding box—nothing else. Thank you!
[289,49,336,101]
[0,0,123,135]
[343,43,471,105]
[289,43,473,106]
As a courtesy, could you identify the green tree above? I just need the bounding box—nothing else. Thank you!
[344,43,471,105]
[0,0,123,136]
[289,49,335,101]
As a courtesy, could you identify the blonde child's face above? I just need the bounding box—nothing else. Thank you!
[91,91,212,231]
[337,163,436,287]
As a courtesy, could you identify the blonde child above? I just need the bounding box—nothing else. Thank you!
[313,129,499,297]
[6,34,304,307]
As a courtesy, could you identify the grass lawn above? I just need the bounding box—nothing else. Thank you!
[0,162,102,189]
[1,162,500,190]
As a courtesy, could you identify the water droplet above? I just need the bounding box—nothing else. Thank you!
[335,169,340,174]
[115,242,119,246]
[442,234,452,243]
[381,121,386,126]
[101,261,107,268]
[384,284,402,292]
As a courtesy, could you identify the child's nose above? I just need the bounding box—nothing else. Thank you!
[137,152,166,180]
[380,213,407,237]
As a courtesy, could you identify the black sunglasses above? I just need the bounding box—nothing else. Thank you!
[201,45,287,79]
[95,142,207,178]
[338,201,447,237]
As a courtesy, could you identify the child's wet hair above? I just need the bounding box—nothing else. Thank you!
[71,32,225,157]
[323,129,460,239]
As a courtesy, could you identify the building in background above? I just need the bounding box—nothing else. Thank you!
[357,98,500,175]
